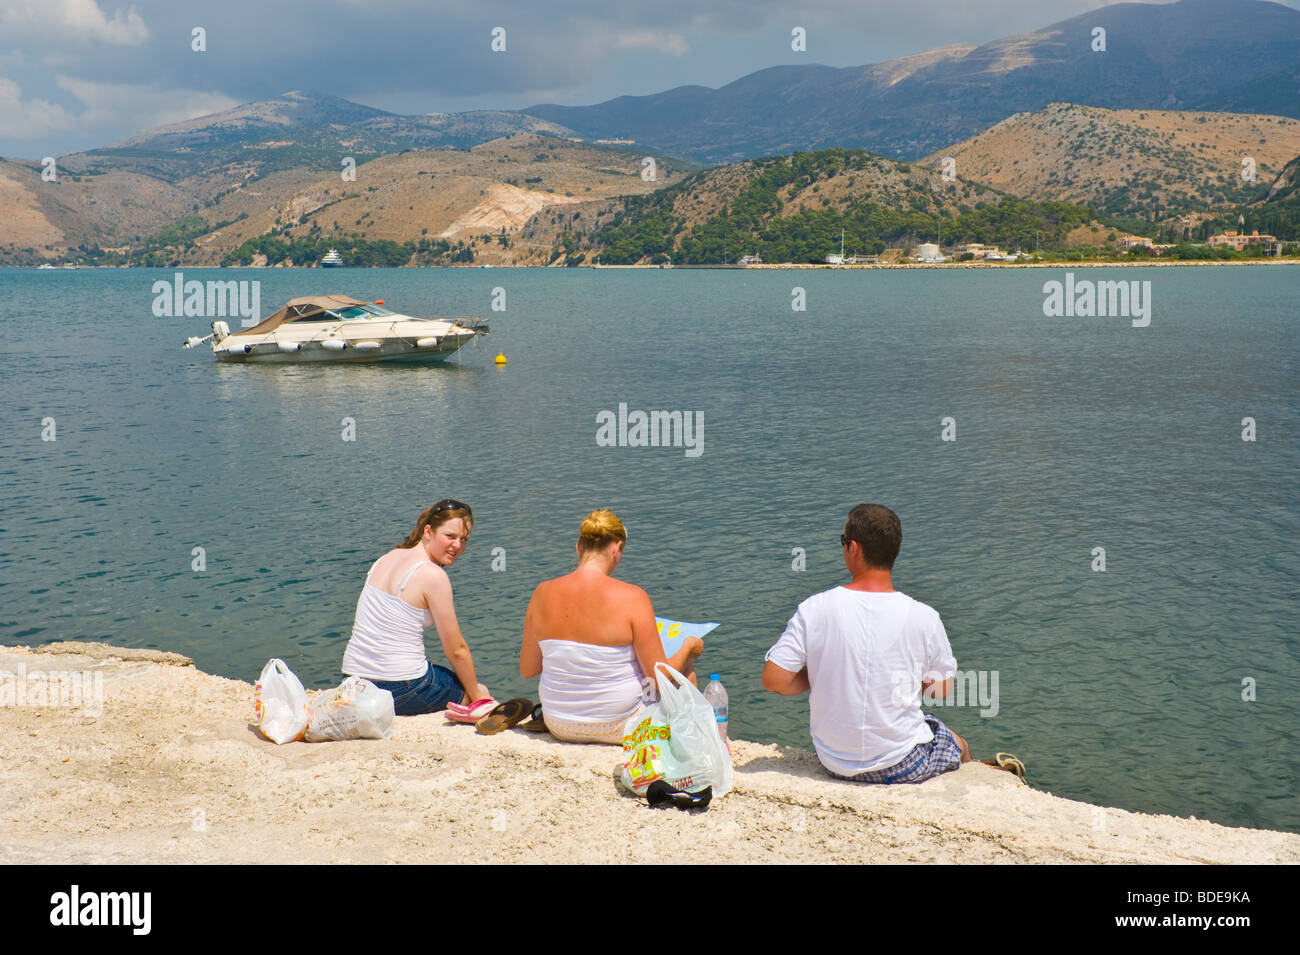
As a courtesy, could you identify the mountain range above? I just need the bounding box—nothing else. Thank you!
[1,0,1298,265]
[524,0,1300,162]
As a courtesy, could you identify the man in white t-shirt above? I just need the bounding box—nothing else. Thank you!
[762,503,971,784]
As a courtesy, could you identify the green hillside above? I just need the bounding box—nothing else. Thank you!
[589,149,1097,264]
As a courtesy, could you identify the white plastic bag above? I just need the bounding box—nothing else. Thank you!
[305,677,394,742]
[253,658,310,744]
[620,663,733,798]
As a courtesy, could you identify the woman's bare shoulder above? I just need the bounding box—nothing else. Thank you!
[366,548,402,583]
[415,559,450,586]
[375,550,446,593]
[605,575,651,605]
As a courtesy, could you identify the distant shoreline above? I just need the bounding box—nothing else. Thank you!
[5,259,1297,271]
[600,259,1300,270]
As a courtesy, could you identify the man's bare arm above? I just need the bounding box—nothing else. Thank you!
[762,661,810,696]
[921,675,955,701]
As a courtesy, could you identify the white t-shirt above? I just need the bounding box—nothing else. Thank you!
[765,587,957,776]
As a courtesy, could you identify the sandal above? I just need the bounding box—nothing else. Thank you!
[475,698,534,735]
[519,702,550,733]
[984,752,1027,782]
[445,697,497,724]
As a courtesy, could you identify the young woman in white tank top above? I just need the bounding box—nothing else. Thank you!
[342,499,492,715]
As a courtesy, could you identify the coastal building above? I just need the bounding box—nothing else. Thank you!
[915,243,945,262]
[1119,235,1175,255]
[953,242,1005,260]
[1208,229,1277,251]
[738,254,763,266]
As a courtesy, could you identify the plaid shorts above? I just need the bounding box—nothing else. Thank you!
[826,713,963,784]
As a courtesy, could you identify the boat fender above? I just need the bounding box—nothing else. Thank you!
[227,342,249,355]
[416,337,440,348]
[277,341,301,352]
[355,341,381,351]
[321,339,346,351]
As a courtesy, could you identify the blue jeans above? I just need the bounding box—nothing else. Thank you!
[366,663,463,715]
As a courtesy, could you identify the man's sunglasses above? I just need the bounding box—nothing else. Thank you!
[840,533,850,548]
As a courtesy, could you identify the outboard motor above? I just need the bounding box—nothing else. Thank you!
[212,320,231,342]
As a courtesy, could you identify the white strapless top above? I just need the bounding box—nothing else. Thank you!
[538,639,648,724]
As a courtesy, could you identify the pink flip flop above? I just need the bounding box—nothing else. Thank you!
[445,698,497,724]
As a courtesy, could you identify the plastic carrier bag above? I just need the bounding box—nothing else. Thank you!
[305,677,395,742]
[253,658,310,744]
[620,663,733,798]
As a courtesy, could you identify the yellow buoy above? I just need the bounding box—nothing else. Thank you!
[494,352,507,365]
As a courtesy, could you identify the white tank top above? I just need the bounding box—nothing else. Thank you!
[342,559,435,681]
[538,639,648,724]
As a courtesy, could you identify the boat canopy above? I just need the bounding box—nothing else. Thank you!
[232,294,372,337]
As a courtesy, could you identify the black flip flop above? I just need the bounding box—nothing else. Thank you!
[475,698,534,735]
[519,702,550,733]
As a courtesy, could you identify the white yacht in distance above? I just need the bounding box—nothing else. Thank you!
[320,249,344,267]
[183,294,489,364]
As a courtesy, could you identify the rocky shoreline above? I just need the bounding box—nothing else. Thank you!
[3,643,1296,865]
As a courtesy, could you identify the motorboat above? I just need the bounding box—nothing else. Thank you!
[320,249,344,267]
[183,294,489,364]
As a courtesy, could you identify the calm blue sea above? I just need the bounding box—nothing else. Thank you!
[1,265,1296,833]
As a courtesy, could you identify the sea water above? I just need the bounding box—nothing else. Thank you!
[1,265,1296,833]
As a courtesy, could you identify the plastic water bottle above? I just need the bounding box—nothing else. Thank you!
[702,673,728,742]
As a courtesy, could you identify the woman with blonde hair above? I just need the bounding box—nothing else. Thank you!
[342,499,493,718]
[520,509,702,743]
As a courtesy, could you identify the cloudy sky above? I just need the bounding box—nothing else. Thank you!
[1,0,1294,158]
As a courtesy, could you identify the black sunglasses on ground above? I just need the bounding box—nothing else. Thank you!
[646,781,713,811]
